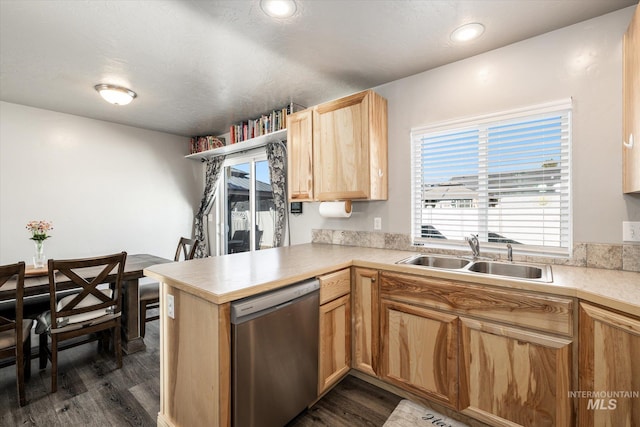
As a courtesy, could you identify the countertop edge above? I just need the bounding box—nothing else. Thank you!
[144,244,640,317]
[145,261,355,305]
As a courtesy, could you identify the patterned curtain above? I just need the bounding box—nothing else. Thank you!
[266,141,287,247]
[194,155,225,258]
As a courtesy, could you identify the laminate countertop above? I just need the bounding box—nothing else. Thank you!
[144,243,640,316]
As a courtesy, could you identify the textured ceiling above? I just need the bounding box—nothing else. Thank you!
[0,0,637,137]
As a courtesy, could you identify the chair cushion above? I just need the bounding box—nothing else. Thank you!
[139,282,159,301]
[0,319,33,350]
[35,289,116,334]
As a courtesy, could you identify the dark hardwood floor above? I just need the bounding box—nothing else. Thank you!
[0,321,161,426]
[0,320,401,426]
[288,376,402,427]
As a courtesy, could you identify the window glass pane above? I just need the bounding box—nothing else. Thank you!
[227,162,250,254]
[411,100,572,256]
[255,160,273,251]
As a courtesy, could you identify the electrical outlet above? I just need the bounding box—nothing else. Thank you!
[374,217,382,230]
[167,294,175,319]
[623,221,640,242]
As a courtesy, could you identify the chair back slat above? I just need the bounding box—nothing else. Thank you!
[55,260,120,311]
[48,253,126,329]
[0,262,26,346]
[174,237,199,261]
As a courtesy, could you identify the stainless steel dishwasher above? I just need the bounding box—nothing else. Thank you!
[231,279,319,427]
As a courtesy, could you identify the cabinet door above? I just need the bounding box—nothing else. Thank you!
[352,267,379,376]
[459,317,573,426]
[579,303,640,426]
[623,5,640,194]
[313,91,387,201]
[318,294,351,395]
[287,109,314,201]
[380,299,459,408]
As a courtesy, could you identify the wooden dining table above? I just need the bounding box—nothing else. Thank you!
[0,253,171,354]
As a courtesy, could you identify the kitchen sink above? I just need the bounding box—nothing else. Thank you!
[396,254,553,282]
[467,260,552,282]
[397,255,471,269]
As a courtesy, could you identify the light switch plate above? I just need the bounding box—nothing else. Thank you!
[167,294,175,319]
[622,221,640,242]
[374,217,382,230]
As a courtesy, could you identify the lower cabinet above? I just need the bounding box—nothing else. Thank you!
[459,317,573,426]
[352,267,380,376]
[380,299,459,408]
[318,269,351,395]
[316,268,638,427]
[378,270,575,427]
[578,302,640,426]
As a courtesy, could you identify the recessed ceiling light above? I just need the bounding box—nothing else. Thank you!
[260,0,296,18]
[94,84,137,105]
[450,23,485,43]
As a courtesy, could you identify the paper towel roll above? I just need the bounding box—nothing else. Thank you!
[319,201,352,218]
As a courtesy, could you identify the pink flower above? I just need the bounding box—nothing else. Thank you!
[26,220,53,241]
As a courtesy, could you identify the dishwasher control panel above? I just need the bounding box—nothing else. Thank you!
[230,279,320,323]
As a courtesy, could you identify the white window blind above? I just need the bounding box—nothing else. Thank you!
[411,100,572,256]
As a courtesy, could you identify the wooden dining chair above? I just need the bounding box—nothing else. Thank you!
[0,262,33,406]
[139,237,199,337]
[37,252,126,393]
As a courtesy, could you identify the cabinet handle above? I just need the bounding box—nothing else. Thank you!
[371,276,376,282]
[623,133,634,149]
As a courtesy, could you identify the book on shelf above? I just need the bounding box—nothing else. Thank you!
[189,135,226,155]
[228,102,304,145]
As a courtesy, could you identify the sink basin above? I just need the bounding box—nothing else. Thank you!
[397,255,471,269]
[467,261,552,282]
[396,254,553,282]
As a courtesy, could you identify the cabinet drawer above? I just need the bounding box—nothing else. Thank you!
[318,268,351,305]
[380,271,574,336]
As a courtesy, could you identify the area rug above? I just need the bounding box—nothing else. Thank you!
[383,399,469,427]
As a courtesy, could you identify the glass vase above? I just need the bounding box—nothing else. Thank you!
[33,240,46,268]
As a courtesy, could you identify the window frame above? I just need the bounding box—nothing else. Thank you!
[214,149,269,255]
[410,99,573,258]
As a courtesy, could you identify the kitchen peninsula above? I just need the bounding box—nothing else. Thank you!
[144,243,640,427]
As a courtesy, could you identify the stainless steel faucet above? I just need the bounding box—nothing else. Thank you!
[467,234,480,258]
[507,243,513,262]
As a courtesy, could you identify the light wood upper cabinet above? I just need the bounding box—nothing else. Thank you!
[287,109,314,201]
[313,90,388,201]
[623,5,640,193]
[318,269,351,396]
[352,267,380,376]
[578,303,640,426]
[286,90,388,202]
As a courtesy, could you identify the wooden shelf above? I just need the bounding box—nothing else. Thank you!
[185,129,287,161]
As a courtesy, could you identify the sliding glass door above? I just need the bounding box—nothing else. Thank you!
[217,152,274,254]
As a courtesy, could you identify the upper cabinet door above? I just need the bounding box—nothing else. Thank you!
[287,109,314,201]
[313,90,388,201]
[623,5,640,194]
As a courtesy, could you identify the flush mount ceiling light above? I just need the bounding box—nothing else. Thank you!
[260,0,296,18]
[94,84,137,105]
[450,22,485,43]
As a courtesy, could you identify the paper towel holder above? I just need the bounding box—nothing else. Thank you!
[318,200,353,218]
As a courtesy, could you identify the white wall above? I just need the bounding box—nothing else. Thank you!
[290,6,640,246]
[0,102,201,264]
